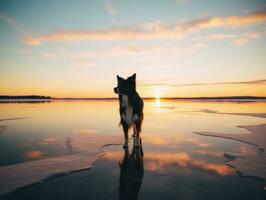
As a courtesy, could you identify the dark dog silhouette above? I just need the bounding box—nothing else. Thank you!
[119,139,144,200]
[114,73,144,148]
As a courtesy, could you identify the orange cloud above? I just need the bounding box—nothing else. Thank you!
[73,129,96,136]
[23,9,266,45]
[145,152,232,175]
[24,150,43,159]
[103,150,233,175]
[41,136,60,144]
[144,134,212,148]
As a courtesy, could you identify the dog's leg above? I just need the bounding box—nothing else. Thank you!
[132,125,137,137]
[134,120,142,147]
[122,123,129,148]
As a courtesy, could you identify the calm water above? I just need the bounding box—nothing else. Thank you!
[0,99,266,199]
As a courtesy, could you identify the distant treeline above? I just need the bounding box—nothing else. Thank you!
[0,95,51,99]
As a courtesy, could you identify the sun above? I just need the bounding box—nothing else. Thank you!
[154,90,161,100]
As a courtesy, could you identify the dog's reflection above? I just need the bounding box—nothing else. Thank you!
[119,139,144,200]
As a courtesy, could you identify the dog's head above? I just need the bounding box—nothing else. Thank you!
[114,73,136,96]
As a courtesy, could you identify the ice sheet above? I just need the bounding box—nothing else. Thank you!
[197,109,266,118]
[0,134,121,195]
[194,124,266,188]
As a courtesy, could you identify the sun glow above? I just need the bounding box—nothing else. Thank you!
[155,98,161,108]
[154,89,162,100]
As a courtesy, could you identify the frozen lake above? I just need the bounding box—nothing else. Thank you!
[0,99,265,199]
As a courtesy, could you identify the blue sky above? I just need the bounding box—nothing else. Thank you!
[0,0,266,97]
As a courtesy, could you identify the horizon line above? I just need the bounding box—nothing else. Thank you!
[1,95,266,100]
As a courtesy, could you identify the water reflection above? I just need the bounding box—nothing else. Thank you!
[1,100,266,198]
[119,139,144,200]
[155,98,161,108]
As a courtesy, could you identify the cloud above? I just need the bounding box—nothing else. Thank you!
[40,51,58,58]
[40,43,207,60]
[144,134,212,148]
[194,150,223,157]
[40,136,60,144]
[104,150,232,175]
[0,12,29,35]
[144,152,232,175]
[23,8,266,45]
[104,0,117,16]
[24,150,43,159]
[234,31,264,46]
[194,33,237,40]
[140,79,266,88]
[194,30,266,46]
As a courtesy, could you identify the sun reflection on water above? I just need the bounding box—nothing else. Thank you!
[155,98,161,108]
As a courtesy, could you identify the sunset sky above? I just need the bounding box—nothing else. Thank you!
[0,0,265,98]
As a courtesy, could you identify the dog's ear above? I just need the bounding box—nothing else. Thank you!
[117,75,124,82]
[128,73,136,81]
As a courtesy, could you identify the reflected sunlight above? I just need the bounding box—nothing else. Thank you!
[155,98,161,108]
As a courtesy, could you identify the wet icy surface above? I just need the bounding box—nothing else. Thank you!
[0,100,266,199]
[0,134,121,195]
[4,144,266,200]
[195,124,266,186]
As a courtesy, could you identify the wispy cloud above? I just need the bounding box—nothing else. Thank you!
[0,12,29,35]
[40,51,58,58]
[234,31,264,46]
[23,8,266,45]
[194,30,266,46]
[194,33,236,40]
[39,43,207,59]
[104,0,117,16]
[140,79,266,88]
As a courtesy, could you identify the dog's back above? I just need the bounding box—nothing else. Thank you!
[119,92,143,127]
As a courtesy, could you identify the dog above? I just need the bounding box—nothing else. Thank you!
[114,73,144,148]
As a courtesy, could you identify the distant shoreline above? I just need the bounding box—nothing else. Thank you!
[0,95,51,99]
[1,95,266,101]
